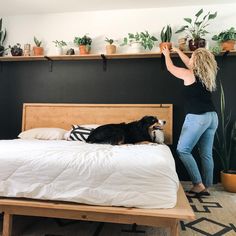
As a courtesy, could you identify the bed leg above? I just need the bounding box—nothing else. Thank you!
[170,220,179,236]
[3,212,13,236]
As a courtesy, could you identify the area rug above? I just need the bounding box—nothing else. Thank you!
[0,182,236,236]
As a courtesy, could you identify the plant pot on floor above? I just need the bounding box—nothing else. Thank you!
[221,40,235,51]
[221,170,236,193]
[106,45,116,54]
[159,42,172,53]
[189,38,206,51]
[33,47,44,56]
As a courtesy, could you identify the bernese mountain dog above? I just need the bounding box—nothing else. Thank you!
[86,116,165,145]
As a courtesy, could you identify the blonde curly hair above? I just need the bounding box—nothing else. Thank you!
[192,48,218,92]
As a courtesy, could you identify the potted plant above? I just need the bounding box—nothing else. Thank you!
[0,18,7,56]
[121,31,158,53]
[175,9,217,51]
[33,36,44,56]
[212,27,236,51]
[52,40,67,55]
[159,25,172,53]
[214,81,236,193]
[210,44,222,55]
[105,37,116,54]
[74,35,92,55]
[9,43,23,56]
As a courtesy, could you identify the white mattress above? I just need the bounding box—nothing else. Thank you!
[0,139,179,208]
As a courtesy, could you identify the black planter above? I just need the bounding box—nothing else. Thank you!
[188,38,206,51]
[66,48,75,55]
[10,45,23,56]
[0,46,4,56]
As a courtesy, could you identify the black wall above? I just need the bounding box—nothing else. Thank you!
[0,56,235,181]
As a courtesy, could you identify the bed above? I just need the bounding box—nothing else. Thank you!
[0,103,195,236]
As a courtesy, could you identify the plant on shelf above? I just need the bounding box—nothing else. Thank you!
[53,40,67,48]
[210,44,222,55]
[120,31,158,52]
[33,36,44,56]
[52,40,67,55]
[214,80,236,193]
[175,9,217,51]
[159,25,172,52]
[105,37,117,54]
[212,27,236,51]
[9,43,23,56]
[74,35,92,55]
[0,18,7,56]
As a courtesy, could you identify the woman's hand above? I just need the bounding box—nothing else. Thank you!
[162,46,170,57]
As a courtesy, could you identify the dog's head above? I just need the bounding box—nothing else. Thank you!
[140,116,165,129]
[139,116,166,144]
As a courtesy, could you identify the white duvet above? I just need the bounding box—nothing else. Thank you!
[0,139,179,208]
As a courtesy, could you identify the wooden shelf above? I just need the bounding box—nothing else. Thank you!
[0,50,236,62]
[47,54,102,61]
[0,56,46,62]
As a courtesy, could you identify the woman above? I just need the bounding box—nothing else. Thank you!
[162,46,218,196]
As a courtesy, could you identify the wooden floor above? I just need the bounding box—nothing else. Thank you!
[0,182,236,236]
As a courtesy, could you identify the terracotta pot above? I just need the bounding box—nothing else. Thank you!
[221,170,236,193]
[79,45,90,55]
[33,47,44,56]
[221,40,235,51]
[188,38,206,51]
[159,42,172,53]
[106,44,116,54]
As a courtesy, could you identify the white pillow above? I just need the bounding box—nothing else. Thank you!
[18,128,68,140]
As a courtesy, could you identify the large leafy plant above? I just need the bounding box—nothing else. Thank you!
[74,35,92,46]
[212,27,236,43]
[175,9,217,40]
[214,81,236,172]
[121,31,158,50]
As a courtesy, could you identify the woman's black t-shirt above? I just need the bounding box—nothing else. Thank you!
[183,77,216,114]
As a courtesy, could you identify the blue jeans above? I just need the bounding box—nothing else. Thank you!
[177,112,218,187]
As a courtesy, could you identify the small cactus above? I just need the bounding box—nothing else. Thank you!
[105,37,115,45]
[34,36,42,47]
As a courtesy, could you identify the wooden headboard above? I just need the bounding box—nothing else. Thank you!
[22,103,173,144]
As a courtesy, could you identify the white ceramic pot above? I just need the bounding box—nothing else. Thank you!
[128,43,142,53]
[55,47,63,55]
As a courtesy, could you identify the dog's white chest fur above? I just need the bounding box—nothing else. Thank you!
[151,129,165,144]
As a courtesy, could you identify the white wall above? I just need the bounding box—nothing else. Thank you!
[3,3,236,55]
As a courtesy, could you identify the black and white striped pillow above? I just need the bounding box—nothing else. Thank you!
[69,125,97,142]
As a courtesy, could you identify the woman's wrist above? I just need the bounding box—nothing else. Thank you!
[175,48,181,54]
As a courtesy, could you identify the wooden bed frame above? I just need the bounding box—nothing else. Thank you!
[0,103,195,236]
